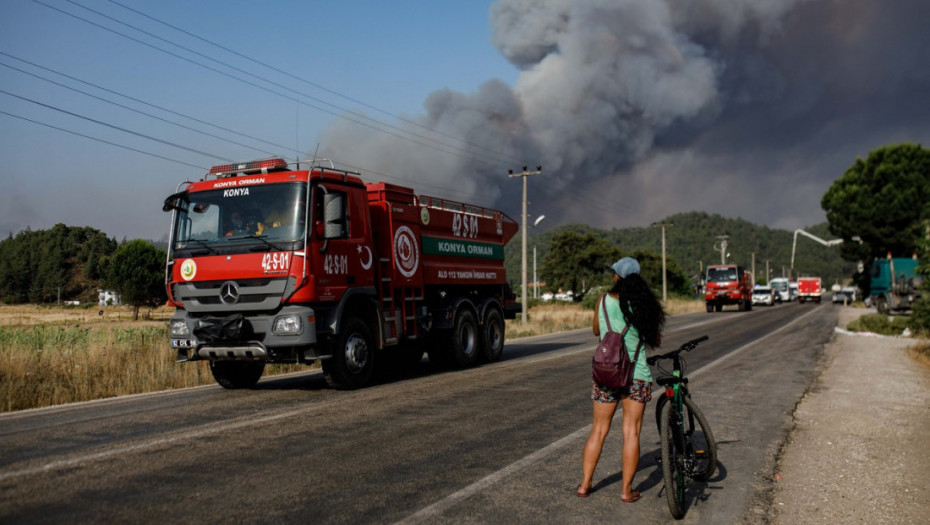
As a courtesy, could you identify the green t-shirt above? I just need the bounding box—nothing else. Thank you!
[597,294,653,383]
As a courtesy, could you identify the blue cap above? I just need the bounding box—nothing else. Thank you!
[610,257,640,278]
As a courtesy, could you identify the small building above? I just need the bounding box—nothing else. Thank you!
[98,289,120,306]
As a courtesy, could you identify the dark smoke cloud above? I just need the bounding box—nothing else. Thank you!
[319,0,930,232]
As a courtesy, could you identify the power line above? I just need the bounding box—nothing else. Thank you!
[0,88,229,161]
[0,110,206,170]
[105,0,528,167]
[0,51,296,155]
[39,0,519,169]
[0,59,278,158]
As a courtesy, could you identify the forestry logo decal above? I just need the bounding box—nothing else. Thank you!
[180,259,197,281]
[393,226,419,278]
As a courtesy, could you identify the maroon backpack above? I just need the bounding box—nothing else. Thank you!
[592,294,642,389]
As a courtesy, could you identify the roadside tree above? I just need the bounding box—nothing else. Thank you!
[103,239,166,320]
[821,143,930,261]
[821,143,930,330]
[541,231,620,295]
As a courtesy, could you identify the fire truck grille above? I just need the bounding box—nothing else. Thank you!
[173,278,288,313]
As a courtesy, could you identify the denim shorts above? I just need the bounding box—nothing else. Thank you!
[591,379,653,404]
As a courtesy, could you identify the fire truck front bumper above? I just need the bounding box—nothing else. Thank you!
[170,305,319,363]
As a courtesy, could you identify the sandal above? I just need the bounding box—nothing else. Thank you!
[576,485,590,498]
[621,491,641,503]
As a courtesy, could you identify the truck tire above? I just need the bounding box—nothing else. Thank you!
[715,302,722,312]
[323,316,374,389]
[449,308,479,368]
[746,300,752,311]
[876,296,889,315]
[210,361,265,389]
[706,302,714,313]
[480,307,505,363]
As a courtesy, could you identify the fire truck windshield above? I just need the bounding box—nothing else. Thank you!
[171,182,306,254]
[707,267,737,282]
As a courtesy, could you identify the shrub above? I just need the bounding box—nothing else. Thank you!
[847,314,911,335]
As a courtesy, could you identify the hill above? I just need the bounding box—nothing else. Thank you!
[505,211,857,293]
[0,224,118,304]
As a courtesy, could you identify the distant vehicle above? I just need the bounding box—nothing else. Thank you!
[704,264,753,312]
[789,282,799,301]
[769,278,791,303]
[797,277,823,304]
[870,255,922,315]
[752,286,774,306]
[832,287,857,304]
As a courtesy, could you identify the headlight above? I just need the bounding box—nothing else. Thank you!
[273,314,302,335]
[170,320,190,337]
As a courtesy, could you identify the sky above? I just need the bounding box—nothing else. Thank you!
[2,0,930,243]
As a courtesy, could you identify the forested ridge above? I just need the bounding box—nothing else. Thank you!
[0,224,118,304]
[505,211,858,294]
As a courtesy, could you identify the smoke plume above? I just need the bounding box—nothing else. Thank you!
[318,0,930,230]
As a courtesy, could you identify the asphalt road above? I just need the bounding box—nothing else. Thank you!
[0,302,837,524]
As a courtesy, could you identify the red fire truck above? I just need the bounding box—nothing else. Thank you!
[797,276,822,304]
[704,264,753,312]
[163,158,519,389]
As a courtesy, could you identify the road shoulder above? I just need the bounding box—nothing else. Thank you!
[768,307,930,523]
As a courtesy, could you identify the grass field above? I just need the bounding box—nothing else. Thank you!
[0,299,706,413]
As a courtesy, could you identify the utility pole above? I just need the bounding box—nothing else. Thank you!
[509,165,542,323]
[653,222,672,306]
[714,235,729,265]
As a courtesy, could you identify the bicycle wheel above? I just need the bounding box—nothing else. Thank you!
[660,400,686,519]
[682,396,717,481]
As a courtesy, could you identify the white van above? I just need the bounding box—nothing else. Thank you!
[769,278,791,303]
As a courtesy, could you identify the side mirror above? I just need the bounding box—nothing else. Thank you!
[162,191,188,212]
[323,193,346,239]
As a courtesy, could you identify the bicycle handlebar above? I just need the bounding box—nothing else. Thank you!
[646,335,709,366]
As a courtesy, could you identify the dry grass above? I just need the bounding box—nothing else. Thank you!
[908,340,930,369]
[506,297,706,338]
[1,299,708,413]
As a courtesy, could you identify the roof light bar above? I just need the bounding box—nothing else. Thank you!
[208,158,289,176]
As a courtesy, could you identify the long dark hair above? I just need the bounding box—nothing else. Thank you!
[610,273,666,348]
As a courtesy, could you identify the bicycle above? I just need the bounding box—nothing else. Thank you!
[647,335,718,519]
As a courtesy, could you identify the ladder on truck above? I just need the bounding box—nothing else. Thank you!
[378,257,422,345]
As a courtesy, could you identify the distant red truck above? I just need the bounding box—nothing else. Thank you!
[797,276,822,304]
[704,264,753,312]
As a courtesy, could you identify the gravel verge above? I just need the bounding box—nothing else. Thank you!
[768,307,930,524]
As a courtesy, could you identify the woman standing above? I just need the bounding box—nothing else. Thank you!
[577,257,666,502]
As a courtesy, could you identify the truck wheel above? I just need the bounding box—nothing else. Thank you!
[746,300,752,311]
[210,361,265,389]
[450,308,479,368]
[876,296,889,315]
[323,316,374,389]
[715,302,723,312]
[480,307,505,363]
[706,302,714,313]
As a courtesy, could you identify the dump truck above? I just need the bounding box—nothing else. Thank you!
[870,255,922,315]
[162,157,519,389]
[797,276,823,304]
[704,264,753,312]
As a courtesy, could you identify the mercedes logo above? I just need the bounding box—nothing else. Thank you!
[219,281,240,305]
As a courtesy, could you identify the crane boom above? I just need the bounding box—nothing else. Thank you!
[790,229,844,272]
